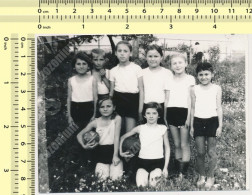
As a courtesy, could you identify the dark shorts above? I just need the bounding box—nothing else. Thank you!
[94,144,114,164]
[193,116,219,138]
[71,101,94,129]
[143,103,165,125]
[137,158,164,173]
[166,107,188,127]
[113,91,139,118]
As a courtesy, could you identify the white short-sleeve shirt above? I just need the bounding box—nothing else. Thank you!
[167,74,195,108]
[138,124,167,159]
[109,62,143,93]
[194,84,219,118]
[70,74,93,102]
[97,69,110,95]
[143,67,172,103]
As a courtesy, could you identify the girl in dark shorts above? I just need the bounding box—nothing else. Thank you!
[190,62,223,189]
[109,40,144,133]
[165,53,195,177]
[77,97,123,180]
[120,102,170,187]
[66,52,97,165]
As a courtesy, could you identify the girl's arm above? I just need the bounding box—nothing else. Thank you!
[77,120,97,149]
[138,77,144,122]
[112,115,122,166]
[164,90,170,127]
[92,77,98,120]
[109,81,115,98]
[185,86,193,128]
[190,86,196,138]
[216,86,223,137]
[119,126,140,158]
[67,79,73,125]
[163,131,170,177]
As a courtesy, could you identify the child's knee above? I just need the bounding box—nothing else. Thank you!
[149,168,162,187]
[136,168,149,187]
[110,161,123,180]
[95,163,110,180]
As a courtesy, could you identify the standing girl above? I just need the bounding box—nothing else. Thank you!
[109,40,144,132]
[190,62,223,189]
[67,52,97,129]
[142,44,173,124]
[77,97,123,180]
[91,48,110,101]
[165,53,195,176]
[120,102,170,187]
[67,52,97,165]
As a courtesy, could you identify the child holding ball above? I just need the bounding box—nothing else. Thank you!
[77,97,123,180]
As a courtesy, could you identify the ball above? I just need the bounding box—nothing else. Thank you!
[122,135,141,155]
[82,131,100,146]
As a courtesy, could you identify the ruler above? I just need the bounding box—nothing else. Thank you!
[0,0,251,195]
[0,34,35,195]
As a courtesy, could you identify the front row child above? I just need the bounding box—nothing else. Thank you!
[77,98,123,180]
[120,102,170,187]
[190,62,223,189]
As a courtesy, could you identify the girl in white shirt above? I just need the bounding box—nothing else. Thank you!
[67,52,97,129]
[109,40,144,133]
[120,102,170,187]
[77,97,123,180]
[91,48,110,101]
[165,53,195,177]
[142,44,172,124]
[190,62,222,189]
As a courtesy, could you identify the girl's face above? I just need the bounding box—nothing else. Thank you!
[92,54,106,70]
[99,99,115,117]
[171,56,187,75]
[116,44,131,63]
[197,70,213,85]
[146,50,162,69]
[144,108,159,124]
[75,58,89,74]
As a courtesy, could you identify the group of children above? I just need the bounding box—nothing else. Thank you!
[67,40,223,189]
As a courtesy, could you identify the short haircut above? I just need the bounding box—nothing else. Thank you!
[115,40,133,52]
[91,48,105,58]
[196,62,213,74]
[142,102,163,117]
[71,52,93,69]
[146,44,163,57]
[170,53,187,63]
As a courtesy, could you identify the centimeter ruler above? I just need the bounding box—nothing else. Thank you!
[0,34,35,195]
[0,0,252,32]
[0,1,252,195]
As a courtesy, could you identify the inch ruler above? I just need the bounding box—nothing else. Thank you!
[0,34,35,195]
[0,0,252,32]
[0,1,251,195]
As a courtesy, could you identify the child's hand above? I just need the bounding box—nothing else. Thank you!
[120,151,134,159]
[216,127,222,137]
[83,142,98,150]
[99,69,106,78]
[185,119,190,129]
[162,168,168,178]
[190,127,194,138]
[112,155,121,166]
[68,117,74,125]
[138,113,143,124]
